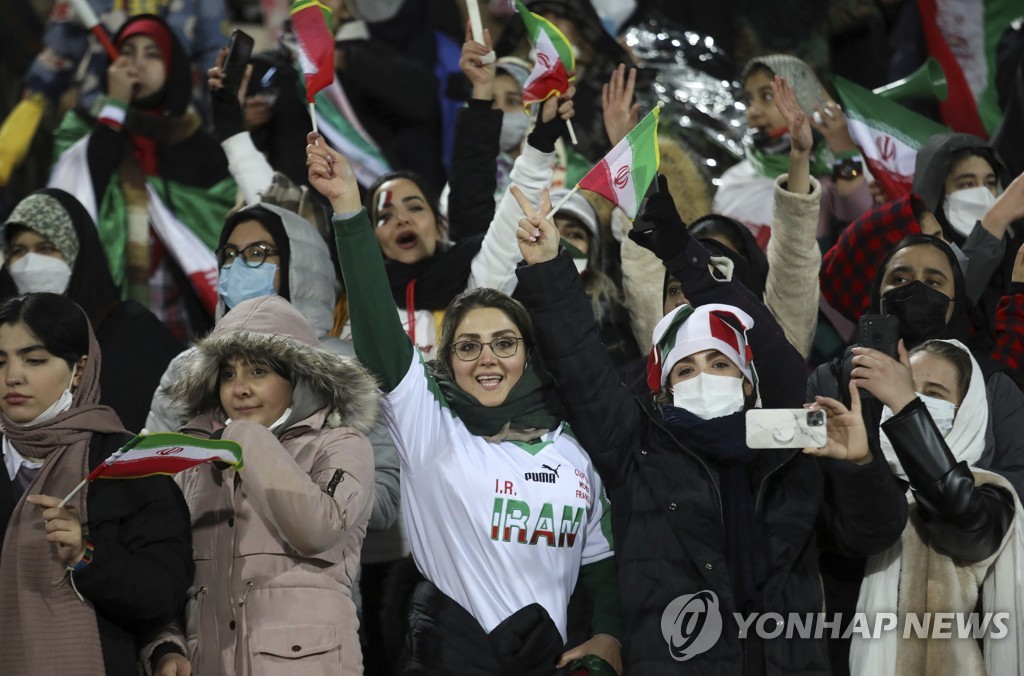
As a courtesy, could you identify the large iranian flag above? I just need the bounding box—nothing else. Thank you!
[577,104,661,219]
[833,76,948,202]
[515,0,575,105]
[290,0,335,102]
[88,432,244,480]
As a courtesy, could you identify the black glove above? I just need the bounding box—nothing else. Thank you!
[210,85,245,143]
[526,107,566,153]
[627,174,690,261]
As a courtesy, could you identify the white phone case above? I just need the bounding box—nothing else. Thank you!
[745,409,828,449]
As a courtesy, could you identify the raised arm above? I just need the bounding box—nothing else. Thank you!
[447,23,502,239]
[468,88,573,294]
[631,177,807,407]
[514,188,644,485]
[764,76,822,359]
[307,132,413,391]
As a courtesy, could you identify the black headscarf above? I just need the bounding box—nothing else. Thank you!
[0,189,121,322]
[689,214,769,299]
[220,206,292,301]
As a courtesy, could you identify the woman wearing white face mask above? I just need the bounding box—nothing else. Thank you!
[848,338,1024,675]
[0,293,193,675]
[515,186,907,674]
[0,189,182,432]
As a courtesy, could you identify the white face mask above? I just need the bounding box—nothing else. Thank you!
[942,186,997,238]
[499,111,530,153]
[880,392,956,437]
[671,372,746,420]
[8,365,77,428]
[8,253,72,295]
[269,407,293,432]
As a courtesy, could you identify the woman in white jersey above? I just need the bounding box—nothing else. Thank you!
[309,133,622,675]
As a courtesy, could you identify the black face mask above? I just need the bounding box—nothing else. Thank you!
[881,281,952,344]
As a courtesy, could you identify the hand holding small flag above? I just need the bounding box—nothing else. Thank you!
[56,429,244,509]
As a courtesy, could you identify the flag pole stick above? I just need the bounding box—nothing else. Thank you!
[309,102,319,135]
[57,430,148,508]
[565,118,578,145]
[545,184,579,220]
[466,0,495,64]
[57,478,89,509]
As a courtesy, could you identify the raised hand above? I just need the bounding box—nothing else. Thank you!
[513,186,559,264]
[107,55,140,106]
[459,19,496,101]
[803,381,872,465]
[602,64,639,146]
[982,172,1024,239]
[850,340,917,413]
[26,494,87,565]
[540,85,576,124]
[770,76,812,155]
[306,131,360,214]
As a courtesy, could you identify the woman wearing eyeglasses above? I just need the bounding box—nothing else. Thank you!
[309,134,623,675]
[146,200,344,432]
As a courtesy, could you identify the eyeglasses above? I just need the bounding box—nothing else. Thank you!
[452,337,524,361]
[216,243,280,269]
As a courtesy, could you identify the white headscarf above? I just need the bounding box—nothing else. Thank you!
[851,339,1024,674]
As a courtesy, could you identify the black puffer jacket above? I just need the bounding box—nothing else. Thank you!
[516,243,908,675]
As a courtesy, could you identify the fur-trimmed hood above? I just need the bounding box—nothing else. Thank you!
[170,296,379,432]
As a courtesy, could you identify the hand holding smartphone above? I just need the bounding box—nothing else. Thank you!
[746,409,827,449]
[221,29,255,98]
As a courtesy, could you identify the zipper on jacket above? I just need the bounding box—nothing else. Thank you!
[753,449,799,517]
[238,581,253,607]
[642,402,726,532]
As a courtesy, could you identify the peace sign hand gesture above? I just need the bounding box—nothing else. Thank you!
[513,187,560,265]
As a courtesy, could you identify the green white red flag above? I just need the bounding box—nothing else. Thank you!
[515,0,575,105]
[87,432,243,480]
[833,75,948,201]
[576,104,661,219]
[290,0,335,103]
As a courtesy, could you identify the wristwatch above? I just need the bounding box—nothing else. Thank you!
[833,156,863,181]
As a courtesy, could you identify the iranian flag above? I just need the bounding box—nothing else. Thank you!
[88,432,243,480]
[833,76,948,202]
[290,0,335,102]
[515,0,575,105]
[576,104,662,219]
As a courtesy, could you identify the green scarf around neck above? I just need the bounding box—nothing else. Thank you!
[428,356,565,441]
[746,137,832,180]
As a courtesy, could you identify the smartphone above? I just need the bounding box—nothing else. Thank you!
[746,409,827,449]
[221,29,255,98]
[857,314,899,359]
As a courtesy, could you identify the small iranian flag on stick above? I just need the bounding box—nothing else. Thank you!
[290,0,335,131]
[833,75,948,202]
[516,0,574,105]
[58,431,243,508]
[515,1,579,144]
[562,103,662,220]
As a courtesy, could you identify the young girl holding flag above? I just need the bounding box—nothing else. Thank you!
[146,295,378,676]
[0,292,193,676]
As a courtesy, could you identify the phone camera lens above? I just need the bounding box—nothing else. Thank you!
[808,410,825,426]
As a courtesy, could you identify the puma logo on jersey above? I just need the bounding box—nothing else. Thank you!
[525,463,560,483]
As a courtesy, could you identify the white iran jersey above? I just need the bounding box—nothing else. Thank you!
[384,352,613,641]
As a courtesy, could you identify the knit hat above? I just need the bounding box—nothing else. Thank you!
[3,193,80,268]
[496,56,532,89]
[740,54,829,117]
[549,188,600,244]
[649,303,755,393]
